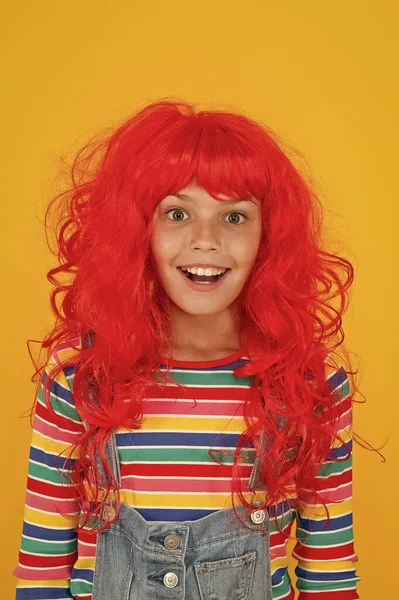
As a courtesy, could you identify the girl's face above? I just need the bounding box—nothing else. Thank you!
[150,183,262,317]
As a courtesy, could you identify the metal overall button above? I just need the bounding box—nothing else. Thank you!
[164,534,180,550]
[250,509,266,524]
[102,504,115,520]
[163,572,179,588]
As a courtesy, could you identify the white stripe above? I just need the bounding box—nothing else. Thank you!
[296,524,353,537]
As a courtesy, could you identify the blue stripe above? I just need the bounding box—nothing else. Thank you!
[271,566,288,586]
[42,371,74,405]
[327,367,348,389]
[64,366,76,378]
[268,500,293,518]
[295,567,357,581]
[30,446,76,470]
[71,567,94,583]
[327,438,352,460]
[297,512,353,532]
[22,521,77,541]
[16,587,73,599]
[116,431,242,447]
[137,507,217,521]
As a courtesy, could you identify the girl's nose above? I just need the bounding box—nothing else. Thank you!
[190,223,221,251]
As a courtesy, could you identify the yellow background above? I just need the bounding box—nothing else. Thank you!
[1,1,397,597]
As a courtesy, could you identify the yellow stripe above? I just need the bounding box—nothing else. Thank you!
[297,498,353,519]
[74,556,96,570]
[24,506,79,528]
[16,578,71,587]
[31,430,80,458]
[270,555,290,572]
[136,415,247,432]
[325,359,346,379]
[295,560,357,572]
[331,425,352,447]
[120,490,234,509]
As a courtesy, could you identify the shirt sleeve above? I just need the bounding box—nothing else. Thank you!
[293,362,361,599]
[14,347,85,600]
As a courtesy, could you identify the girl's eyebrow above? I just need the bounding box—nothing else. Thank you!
[172,193,257,205]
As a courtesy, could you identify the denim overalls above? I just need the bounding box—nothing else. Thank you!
[92,431,273,600]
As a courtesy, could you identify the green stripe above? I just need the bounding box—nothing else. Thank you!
[333,378,350,401]
[317,454,352,477]
[297,579,358,592]
[70,581,93,595]
[38,385,81,422]
[272,571,292,599]
[269,511,295,532]
[28,461,71,484]
[119,447,256,464]
[296,526,354,546]
[21,536,77,555]
[156,370,253,387]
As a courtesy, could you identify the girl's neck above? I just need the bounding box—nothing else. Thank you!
[166,344,242,362]
[162,303,242,362]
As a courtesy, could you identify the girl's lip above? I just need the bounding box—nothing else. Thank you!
[177,267,230,292]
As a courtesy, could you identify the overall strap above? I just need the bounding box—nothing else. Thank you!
[97,429,122,487]
[82,330,122,487]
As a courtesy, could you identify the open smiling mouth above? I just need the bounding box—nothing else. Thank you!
[177,267,230,284]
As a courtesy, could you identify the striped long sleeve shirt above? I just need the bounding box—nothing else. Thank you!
[14,338,360,599]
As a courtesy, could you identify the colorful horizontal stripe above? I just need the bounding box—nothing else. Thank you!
[14,337,360,599]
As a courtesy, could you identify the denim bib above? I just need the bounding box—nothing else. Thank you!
[92,432,273,600]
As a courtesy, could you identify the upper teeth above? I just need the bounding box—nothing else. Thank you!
[181,267,227,276]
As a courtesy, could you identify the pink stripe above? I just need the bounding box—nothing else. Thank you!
[142,399,245,416]
[121,476,234,493]
[26,490,79,514]
[337,410,352,432]
[323,482,353,502]
[34,414,81,444]
[270,541,290,560]
[300,482,352,504]
[13,565,72,580]
[77,539,97,558]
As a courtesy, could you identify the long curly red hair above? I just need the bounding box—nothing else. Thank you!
[32,99,357,530]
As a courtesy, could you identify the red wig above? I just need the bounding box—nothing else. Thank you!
[34,99,356,530]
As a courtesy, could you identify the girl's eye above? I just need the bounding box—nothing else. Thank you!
[166,209,188,221]
[226,212,247,225]
[165,209,247,225]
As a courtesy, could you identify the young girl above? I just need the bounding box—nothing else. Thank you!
[14,100,360,599]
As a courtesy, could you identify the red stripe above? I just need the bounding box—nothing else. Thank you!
[19,550,77,567]
[121,463,252,478]
[334,398,352,418]
[160,349,247,368]
[78,529,98,544]
[314,469,352,490]
[140,399,246,417]
[299,590,359,599]
[28,477,77,499]
[295,541,356,561]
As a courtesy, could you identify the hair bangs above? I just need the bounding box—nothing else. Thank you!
[138,113,270,218]
[193,121,269,203]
